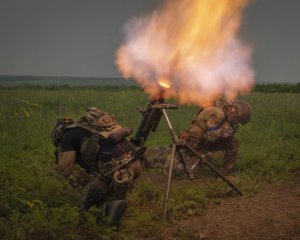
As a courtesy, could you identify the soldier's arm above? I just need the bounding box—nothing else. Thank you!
[181,108,221,146]
[206,110,229,141]
[183,107,231,145]
[208,122,237,141]
[58,151,76,177]
[58,130,78,177]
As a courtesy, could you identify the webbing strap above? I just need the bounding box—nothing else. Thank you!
[207,126,220,132]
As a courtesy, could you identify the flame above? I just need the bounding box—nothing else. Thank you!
[116,0,255,106]
[158,78,171,89]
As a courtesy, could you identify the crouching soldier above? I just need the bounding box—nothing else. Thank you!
[145,100,251,180]
[51,107,143,228]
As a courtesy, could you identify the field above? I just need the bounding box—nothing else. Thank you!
[0,88,299,239]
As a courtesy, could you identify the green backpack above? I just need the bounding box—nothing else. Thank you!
[51,116,74,148]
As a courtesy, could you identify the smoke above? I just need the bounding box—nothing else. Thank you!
[116,0,255,106]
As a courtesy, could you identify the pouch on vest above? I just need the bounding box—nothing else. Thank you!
[80,133,102,172]
[51,117,74,163]
[113,169,133,199]
[51,116,74,147]
[98,152,113,177]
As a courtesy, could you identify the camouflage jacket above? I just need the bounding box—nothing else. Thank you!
[181,107,237,149]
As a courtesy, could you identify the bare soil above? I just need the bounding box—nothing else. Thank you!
[160,177,300,240]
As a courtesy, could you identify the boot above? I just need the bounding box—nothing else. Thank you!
[105,200,127,228]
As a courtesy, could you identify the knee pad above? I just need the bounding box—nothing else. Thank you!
[82,179,108,211]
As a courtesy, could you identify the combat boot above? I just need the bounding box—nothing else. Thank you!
[105,200,127,228]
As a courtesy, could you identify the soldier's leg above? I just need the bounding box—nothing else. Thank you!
[81,177,109,211]
[206,137,239,176]
[103,200,128,228]
[101,161,142,228]
[222,137,239,175]
[144,147,180,175]
[144,147,170,169]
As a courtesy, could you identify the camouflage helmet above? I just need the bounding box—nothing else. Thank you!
[232,100,251,125]
[79,107,121,137]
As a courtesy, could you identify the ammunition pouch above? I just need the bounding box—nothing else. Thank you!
[113,169,133,199]
[91,147,145,201]
[98,152,113,177]
[98,147,146,179]
[111,151,144,199]
[80,133,102,172]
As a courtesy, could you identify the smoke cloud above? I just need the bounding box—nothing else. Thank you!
[116,0,255,106]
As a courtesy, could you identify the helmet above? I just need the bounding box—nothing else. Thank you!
[232,100,251,125]
[79,107,121,133]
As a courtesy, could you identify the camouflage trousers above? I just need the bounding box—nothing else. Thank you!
[202,137,239,175]
[144,146,187,177]
[144,137,239,177]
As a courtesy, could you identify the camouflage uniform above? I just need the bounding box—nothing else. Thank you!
[52,107,143,226]
[144,147,184,176]
[180,106,239,175]
[145,104,240,176]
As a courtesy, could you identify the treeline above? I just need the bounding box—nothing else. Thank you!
[0,75,124,82]
[0,83,300,93]
[254,83,300,93]
[0,84,140,91]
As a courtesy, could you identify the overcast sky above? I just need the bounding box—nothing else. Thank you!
[0,0,299,83]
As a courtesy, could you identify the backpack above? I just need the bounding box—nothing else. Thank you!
[51,107,137,175]
[51,116,74,147]
[78,107,121,138]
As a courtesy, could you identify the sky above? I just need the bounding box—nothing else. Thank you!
[0,0,299,83]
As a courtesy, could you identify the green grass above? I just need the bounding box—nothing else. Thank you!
[0,89,299,239]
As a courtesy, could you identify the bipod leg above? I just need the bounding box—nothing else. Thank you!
[162,144,177,221]
[161,108,194,180]
[184,143,243,196]
[177,147,195,180]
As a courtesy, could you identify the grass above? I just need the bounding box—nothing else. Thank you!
[0,88,299,239]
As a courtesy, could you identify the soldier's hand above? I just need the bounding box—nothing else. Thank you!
[179,131,189,139]
[221,122,235,138]
[223,128,234,138]
[176,139,185,147]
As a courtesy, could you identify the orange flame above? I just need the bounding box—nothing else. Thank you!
[158,78,171,89]
[116,0,255,106]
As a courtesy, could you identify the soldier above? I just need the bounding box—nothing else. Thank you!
[145,100,251,180]
[51,107,143,228]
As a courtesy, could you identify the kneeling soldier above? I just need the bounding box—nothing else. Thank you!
[51,107,143,228]
[145,100,251,180]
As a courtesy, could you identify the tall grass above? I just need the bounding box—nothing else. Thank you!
[0,89,299,239]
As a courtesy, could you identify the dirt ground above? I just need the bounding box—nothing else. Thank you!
[160,177,300,240]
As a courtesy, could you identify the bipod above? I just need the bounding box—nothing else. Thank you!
[161,108,243,222]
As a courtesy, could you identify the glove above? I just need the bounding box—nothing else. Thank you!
[221,122,235,138]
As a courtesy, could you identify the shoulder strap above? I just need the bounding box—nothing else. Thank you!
[64,122,109,139]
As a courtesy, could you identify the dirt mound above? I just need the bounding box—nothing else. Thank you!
[163,178,300,240]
